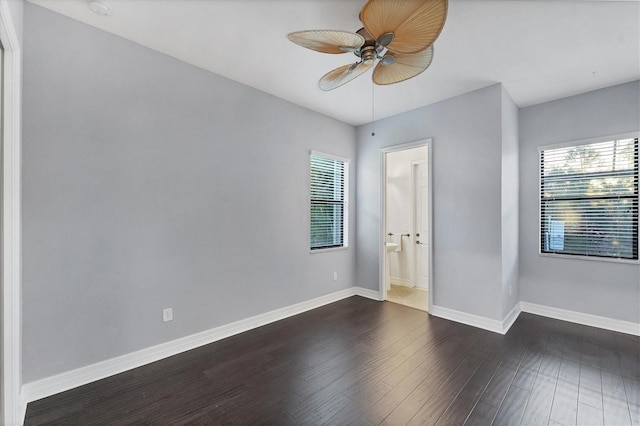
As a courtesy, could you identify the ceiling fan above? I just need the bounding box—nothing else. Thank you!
[288,0,448,91]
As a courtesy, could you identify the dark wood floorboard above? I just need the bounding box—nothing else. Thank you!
[24,296,640,425]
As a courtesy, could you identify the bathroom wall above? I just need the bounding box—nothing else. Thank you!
[385,146,428,287]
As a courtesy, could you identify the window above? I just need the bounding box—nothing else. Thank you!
[310,151,349,251]
[540,137,638,261]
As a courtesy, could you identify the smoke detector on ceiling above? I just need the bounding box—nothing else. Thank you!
[88,0,111,16]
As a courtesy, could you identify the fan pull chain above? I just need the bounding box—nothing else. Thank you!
[371,82,376,137]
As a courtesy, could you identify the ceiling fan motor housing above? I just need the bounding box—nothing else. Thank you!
[361,46,377,64]
[354,28,386,64]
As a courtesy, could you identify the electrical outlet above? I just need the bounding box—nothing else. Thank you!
[163,308,173,322]
[333,272,338,281]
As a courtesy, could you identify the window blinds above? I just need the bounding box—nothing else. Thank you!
[540,138,638,260]
[310,153,347,250]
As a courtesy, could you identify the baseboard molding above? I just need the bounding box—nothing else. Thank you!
[502,303,522,334]
[520,302,640,336]
[21,290,639,409]
[429,301,640,337]
[353,286,383,301]
[390,277,412,287]
[23,287,375,404]
[19,392,27,426]
[430,305,507,335]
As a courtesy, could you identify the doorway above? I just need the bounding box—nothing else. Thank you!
[381,140,433,312]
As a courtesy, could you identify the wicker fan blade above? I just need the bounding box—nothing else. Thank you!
[360,0,447,54]
[287,30,365,54]
[373,45,434,85]
[319,61,373,91]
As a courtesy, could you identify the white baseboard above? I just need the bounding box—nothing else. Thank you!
[429,303,522,335]
[23,287,376,404]
[354,286,383,301]
[502,303,521,334]
[429,301,640,337]
[430,305,506,335]
[19,392,26,426]
[390,277,412,287]
[520,302,640,336]
[21,290,639,409]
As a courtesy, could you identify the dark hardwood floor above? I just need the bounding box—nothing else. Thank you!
[25,297,640,425]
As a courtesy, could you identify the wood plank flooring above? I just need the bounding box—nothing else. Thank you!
[24,297,640,425]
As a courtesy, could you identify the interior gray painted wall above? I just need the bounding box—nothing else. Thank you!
[5,0,23,45]
[1,0,23,422]
[519,81,640,324]
[22,3,356,383]
[356,84,506,321]
[501,87,520,316]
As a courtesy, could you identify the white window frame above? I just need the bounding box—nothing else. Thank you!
[538,132,639,264]
[309,150,349,253]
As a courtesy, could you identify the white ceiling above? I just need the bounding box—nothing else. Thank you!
[28,0,640,126]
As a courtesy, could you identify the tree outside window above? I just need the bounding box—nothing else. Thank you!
[540,138,638,260]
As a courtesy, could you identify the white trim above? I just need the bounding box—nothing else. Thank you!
[537,131,639,152]
[309,149,350,164]
[429,304,523,335]
[520,302,640,336]
[23,287,373,403]
[309,151,350,251]
[380,139,433,154]
[309,246,349,254]
[379,151,385,297]
[353,286,383,301]
[410,160,423,291]
[426,144,433,312]
[537,133,639,263]
[390,277,412,287]
[379,139,433,312]
[22,290,639,407]
[430,305,506,335]
[538,252,639,265]
[502,303,521,334]
[0,2,23,425]
[18,391,26,426]
[430,301,640,337]
[410,148,434,310]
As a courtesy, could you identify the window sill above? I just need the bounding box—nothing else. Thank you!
[310,246,349,254]
[539,252,639,265]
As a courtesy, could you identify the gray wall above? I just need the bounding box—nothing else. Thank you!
[356,84,506,321]
[501,87,520,316]
[6,0,23,46]
[519,81,640,324]
[2,0,24,422]
[22,3,356,383]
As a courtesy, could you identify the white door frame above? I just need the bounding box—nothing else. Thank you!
[0,2,23,424]
[411,160,428,289]
[379,139,433,312]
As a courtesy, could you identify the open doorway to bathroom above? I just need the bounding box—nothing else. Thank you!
[381,141,432,312]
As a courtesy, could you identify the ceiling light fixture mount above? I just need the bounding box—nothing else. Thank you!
[88,0,111,17]
[287,0,447,91]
